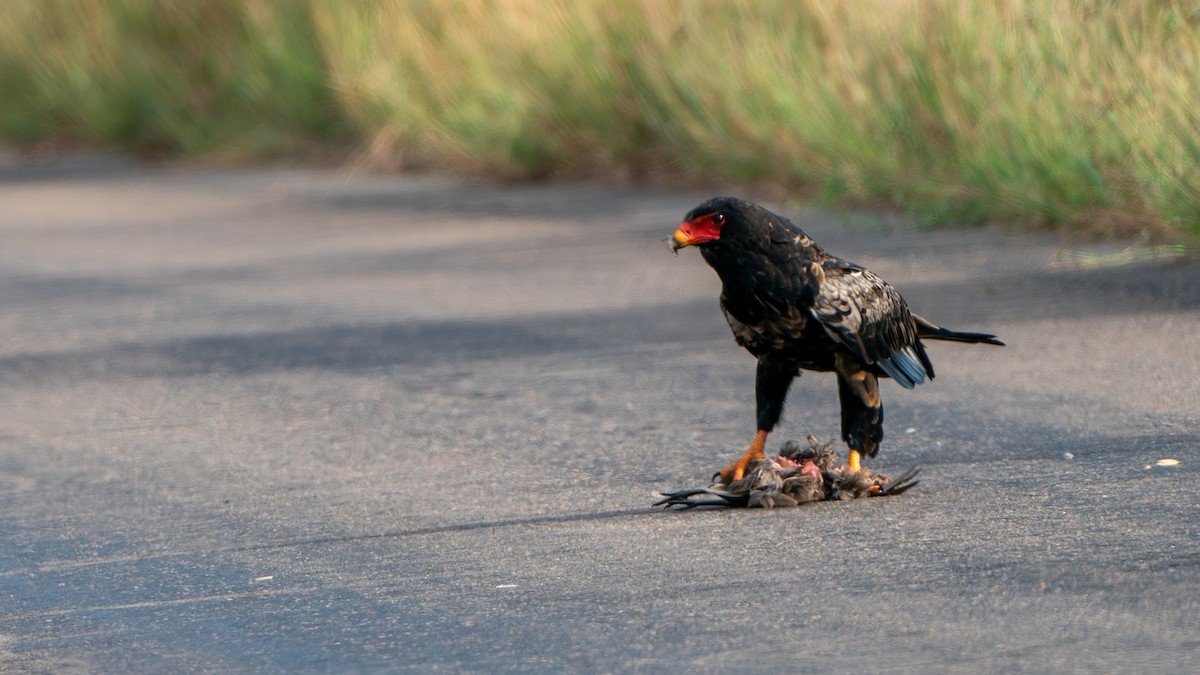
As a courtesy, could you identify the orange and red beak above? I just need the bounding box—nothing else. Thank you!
[670,215,723,252]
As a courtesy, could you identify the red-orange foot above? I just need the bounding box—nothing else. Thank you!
[845,448,862,474]
[716,430,769,483]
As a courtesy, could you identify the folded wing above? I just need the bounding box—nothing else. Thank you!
[809,259,933,388]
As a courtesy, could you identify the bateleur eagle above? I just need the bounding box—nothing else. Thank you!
[671,197,1003,482]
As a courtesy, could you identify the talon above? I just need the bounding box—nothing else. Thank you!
[716,430,769,484]
[720,462,749,483]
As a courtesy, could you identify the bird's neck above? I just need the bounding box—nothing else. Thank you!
[701,236,822,276]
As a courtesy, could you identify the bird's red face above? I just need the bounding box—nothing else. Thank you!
[671,211,725,251]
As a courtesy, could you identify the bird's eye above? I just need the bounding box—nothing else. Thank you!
[712,213,726,225]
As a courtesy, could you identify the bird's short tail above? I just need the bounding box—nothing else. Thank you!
[914,316,1005,346]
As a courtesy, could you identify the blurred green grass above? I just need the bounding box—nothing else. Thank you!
[2,0,1197,239]
[0,0,341,156]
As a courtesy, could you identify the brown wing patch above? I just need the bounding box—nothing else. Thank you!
[810,259,930,387]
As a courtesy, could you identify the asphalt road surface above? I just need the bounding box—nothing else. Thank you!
[1,156,1197,673]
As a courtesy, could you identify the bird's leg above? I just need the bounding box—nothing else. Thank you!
[716,429,768,483]
[716,358,795,484]
[846,448,862,474]
[835,357,881,475]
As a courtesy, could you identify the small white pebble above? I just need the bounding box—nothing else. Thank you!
[253,576,274,582]
[1156,458,1180,467]
[495,584,518,589]
[905,427,917,434]
[1063,452,1074,460]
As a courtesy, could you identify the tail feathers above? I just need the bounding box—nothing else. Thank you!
[914,315,1005,346]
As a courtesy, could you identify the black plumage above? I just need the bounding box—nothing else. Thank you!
[671,196,1003,482]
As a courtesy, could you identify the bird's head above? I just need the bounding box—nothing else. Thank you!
[670,196,768,254]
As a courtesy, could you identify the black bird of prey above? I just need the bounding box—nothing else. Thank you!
[671,197,1003,482]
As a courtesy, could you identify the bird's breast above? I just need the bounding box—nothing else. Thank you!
[721,303,836,369]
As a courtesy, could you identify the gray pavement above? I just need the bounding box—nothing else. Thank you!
[0,157,1197,672]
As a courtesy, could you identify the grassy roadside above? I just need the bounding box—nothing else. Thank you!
[0,0,342,156]
[2,1,1198,239]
